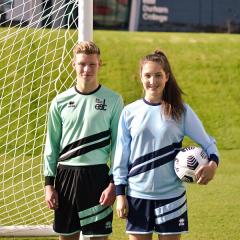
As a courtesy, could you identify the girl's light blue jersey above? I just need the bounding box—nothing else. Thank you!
[113,99,219,200]
[44,85,123,183]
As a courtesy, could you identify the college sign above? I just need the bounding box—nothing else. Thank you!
[141,0,169,24]
[129,0,240,32]
[129,0,170,31]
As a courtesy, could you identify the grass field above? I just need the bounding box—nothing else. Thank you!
[0,29,240,239]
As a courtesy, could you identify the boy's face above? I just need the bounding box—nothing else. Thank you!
[73,53,100,85]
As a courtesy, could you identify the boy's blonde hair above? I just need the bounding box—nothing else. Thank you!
[73,41,100,59]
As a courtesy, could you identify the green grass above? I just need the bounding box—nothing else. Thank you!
[1,29,240,239]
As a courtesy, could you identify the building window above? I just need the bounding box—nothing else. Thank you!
[93,0,131,29]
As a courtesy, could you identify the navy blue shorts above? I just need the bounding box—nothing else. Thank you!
[53,164,113,237]
[126,191,188,235]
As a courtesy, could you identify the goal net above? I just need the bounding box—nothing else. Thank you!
[0,0,92,236]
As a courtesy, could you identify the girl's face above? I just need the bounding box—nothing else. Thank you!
[141,61,169,102]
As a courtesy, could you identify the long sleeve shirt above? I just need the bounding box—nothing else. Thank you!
[113,98,219,200]
[44,85,124,185]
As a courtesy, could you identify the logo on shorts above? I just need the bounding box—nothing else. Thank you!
[105,221,112,229]
[179,218,185,226]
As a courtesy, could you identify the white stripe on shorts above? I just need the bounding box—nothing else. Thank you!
[154,193,186,216]
[155,203,187,225]
[154,193,187,225]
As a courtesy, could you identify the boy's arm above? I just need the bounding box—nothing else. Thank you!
[44,98,62,185]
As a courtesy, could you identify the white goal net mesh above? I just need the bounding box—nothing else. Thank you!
[0,0,79,236]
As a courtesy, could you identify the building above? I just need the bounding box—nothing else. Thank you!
[129,0,240,33]
[1,0,131,29]
[1,0,240,33]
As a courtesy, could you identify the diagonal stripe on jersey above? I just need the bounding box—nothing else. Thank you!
[59,137,111,162]
[128,141,182,172]
[60,129,111,156]
[128,151,178,177]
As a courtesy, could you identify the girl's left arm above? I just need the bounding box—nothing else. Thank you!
[183,104,219,184]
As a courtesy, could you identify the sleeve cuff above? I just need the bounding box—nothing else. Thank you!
[45,176,55,186]
[208,154,219,166]
[109,174,114,183]
[115,184,126,195]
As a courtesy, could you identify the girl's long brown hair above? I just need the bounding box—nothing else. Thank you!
[140,50,185,120]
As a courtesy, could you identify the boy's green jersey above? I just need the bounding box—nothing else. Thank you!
[44,85,124,185]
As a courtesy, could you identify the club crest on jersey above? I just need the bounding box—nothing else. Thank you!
[95,98,107,111]
[68,101,76,108]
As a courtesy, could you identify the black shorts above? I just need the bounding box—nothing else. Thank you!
[126,191,188,235]
[53,164,113,237]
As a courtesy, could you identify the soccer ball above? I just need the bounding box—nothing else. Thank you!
[174,146,208,183]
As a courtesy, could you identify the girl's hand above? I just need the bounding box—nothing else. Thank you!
[116,195,129,219]
[195,161,218,185]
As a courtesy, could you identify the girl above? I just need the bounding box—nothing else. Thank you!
[113,50,219,240]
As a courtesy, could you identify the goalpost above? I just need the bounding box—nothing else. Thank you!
[0,0,92,237]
